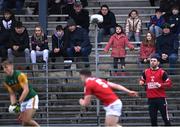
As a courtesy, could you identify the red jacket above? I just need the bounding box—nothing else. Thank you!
[104,33,134,58]
[140,68,172,98]
[140,43,155,59]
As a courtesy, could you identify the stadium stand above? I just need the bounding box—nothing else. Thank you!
[0,0,180,126]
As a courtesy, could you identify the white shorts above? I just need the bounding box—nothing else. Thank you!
[20,95,39,112]
[104,99,122,117]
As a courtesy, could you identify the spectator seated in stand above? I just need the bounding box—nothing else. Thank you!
[62,0,88,15]
[50,25,68,69]
[69,1,89,32]
[104,25,134,76]
[155,23,179,71]
[168,6,180,36]
[48,0,65,15]
[30,24,49,70]
[2,0,25,14]
[0,9,16,61]
[8,21,30,69]
[140,31,156,63]
[66,18,92,68]
[62,0,75,15]
[160,0,180,21]
[148,9,165,38]
[97,4,116,43]
[125,9,142,43]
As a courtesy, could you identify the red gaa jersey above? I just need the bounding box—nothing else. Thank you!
[84,77,119,106]
[140,68,172,98]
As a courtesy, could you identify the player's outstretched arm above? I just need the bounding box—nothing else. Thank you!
[3,83,17,104]
[79,95,92,107]
[107,82,138,97]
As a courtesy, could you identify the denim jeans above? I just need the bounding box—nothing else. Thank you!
[8,48,30,64]
[97,27,115,43]
[67,46,92,63]
[149,25,162,38]
[127,31,140,42]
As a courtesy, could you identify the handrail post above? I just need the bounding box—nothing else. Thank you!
[45,58,49,125]
[95,24,100,126]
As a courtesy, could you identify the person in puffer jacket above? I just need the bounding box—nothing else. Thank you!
[125,9,142,43]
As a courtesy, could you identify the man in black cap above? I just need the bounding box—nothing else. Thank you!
[66,18,92,68]
[69,1,89,32]
[155,23,179,70]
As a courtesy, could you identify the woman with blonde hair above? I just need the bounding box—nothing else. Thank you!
[30,24,49,69]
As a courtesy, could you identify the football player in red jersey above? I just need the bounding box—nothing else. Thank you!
[139,56,172,126]
[79,69,138,127]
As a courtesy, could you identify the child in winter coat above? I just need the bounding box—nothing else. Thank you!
[104,25,134,75]
[140,31,156,63]
[125,9,142,42]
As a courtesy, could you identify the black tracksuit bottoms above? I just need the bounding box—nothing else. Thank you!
[148,97,171,126]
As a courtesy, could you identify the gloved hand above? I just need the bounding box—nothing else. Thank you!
[9,102,21,114]
[13,102,20,113]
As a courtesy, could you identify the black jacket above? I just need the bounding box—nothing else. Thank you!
[98,11,116,30]
[69,9,90,31]
[52,32,67,51]
[10,27,30,51]
[0,16,16,47]
[156,32,179,55]
[168,14,180,34]
[31,33,49,51]
[0,16,16,32]
[67,27,91,48]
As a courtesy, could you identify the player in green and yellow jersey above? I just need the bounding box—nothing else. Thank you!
[2,60,39,126]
